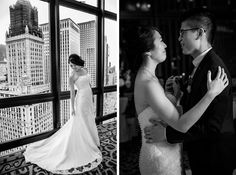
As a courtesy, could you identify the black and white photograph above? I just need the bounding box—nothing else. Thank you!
[119,0,236,175]
[0,0,117,174]
[1,0,236,175]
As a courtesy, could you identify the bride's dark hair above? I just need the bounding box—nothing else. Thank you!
[134,26,161,72]
[68,54,85,67]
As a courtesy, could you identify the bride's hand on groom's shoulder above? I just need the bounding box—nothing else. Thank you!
[144,119,167,143]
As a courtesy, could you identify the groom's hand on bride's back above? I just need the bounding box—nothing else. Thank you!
[144,118,167,143]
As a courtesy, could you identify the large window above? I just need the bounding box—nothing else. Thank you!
[0,0,117,156]
[102,18,118,117]
[0,0,51,156]
[104,18,118,87]
[0,0,50,98]
[59,6,97,90]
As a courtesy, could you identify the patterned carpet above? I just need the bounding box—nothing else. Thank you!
[0,121,117,175]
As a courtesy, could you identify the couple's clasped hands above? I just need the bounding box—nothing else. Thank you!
[144,67,229,143]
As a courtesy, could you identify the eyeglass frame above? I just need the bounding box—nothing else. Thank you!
[179,27,206,37]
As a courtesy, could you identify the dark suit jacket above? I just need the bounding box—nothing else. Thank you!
[166,49,236,175]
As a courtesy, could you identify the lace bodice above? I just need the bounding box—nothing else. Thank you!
[75,74,91,90]
[137,106,181,175]
[138,107,162,143]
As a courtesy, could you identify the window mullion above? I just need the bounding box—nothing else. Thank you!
[96,0,105,119]
[50,0,61,129]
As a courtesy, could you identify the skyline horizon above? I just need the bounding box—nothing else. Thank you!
[0,0,118,66]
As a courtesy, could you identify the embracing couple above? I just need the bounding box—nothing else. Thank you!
[134,8,236,175]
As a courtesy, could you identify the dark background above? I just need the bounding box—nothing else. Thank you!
[120,0,236,89]
[119,1,236,174]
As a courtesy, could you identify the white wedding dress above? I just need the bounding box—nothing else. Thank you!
[138,107,181,175]
[24,74,102,174]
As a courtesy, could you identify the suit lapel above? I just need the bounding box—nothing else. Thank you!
[189,50,212,96]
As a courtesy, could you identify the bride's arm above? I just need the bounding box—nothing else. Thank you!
[146,67,228,133]
[69,76,76,115]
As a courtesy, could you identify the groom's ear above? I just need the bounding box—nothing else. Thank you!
[196,28,204,40]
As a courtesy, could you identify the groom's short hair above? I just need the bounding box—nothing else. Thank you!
[180,8,216,45]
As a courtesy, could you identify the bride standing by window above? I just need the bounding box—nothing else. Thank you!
[24,54,102,174]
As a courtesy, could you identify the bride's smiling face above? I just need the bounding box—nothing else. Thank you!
[149,31,167,63]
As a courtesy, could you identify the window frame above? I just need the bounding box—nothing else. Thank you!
[0,0,117,152]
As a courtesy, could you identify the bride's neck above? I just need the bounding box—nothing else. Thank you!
[141,59,157,74]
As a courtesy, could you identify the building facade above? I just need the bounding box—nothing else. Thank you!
[78,21,96,87]
[40,18,80,125]
[9,0,42,38]
[0,60,7,83]
[0,0,52,156]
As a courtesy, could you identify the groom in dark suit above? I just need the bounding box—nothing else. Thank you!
[145,8,236,175]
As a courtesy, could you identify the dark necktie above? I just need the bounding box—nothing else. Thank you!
[187,66,197,93]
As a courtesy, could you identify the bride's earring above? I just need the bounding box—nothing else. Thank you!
[144,52,151,57]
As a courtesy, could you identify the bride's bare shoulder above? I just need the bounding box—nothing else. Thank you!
[136,76,161,88]
[69,72,79,83]
[69,73,75,80]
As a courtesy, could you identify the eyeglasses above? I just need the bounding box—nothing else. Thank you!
[179,28,204,37]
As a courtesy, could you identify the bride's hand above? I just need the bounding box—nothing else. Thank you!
[207,66,229,98]
[71,109,75,116]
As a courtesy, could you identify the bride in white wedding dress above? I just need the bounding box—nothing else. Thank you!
[24,54,102,174]
[134,27,228,175]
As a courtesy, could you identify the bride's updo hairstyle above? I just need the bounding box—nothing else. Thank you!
[68,54,85,67]
[135,26,161,70]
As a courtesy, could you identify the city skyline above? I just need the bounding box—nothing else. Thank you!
[0,0,118,67]
[0,0,117,97]
[0,0,53,155]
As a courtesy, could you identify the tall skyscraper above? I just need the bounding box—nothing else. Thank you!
[9,0,42,38]
[6,0,49,94]
[0,0,52,156]
[40,18,80,125]
[78,21,117,116]
[78,21,96,87]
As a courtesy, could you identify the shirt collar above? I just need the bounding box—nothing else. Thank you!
[192,47,212,67]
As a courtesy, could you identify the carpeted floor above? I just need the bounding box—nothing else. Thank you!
[0,121,117,175]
